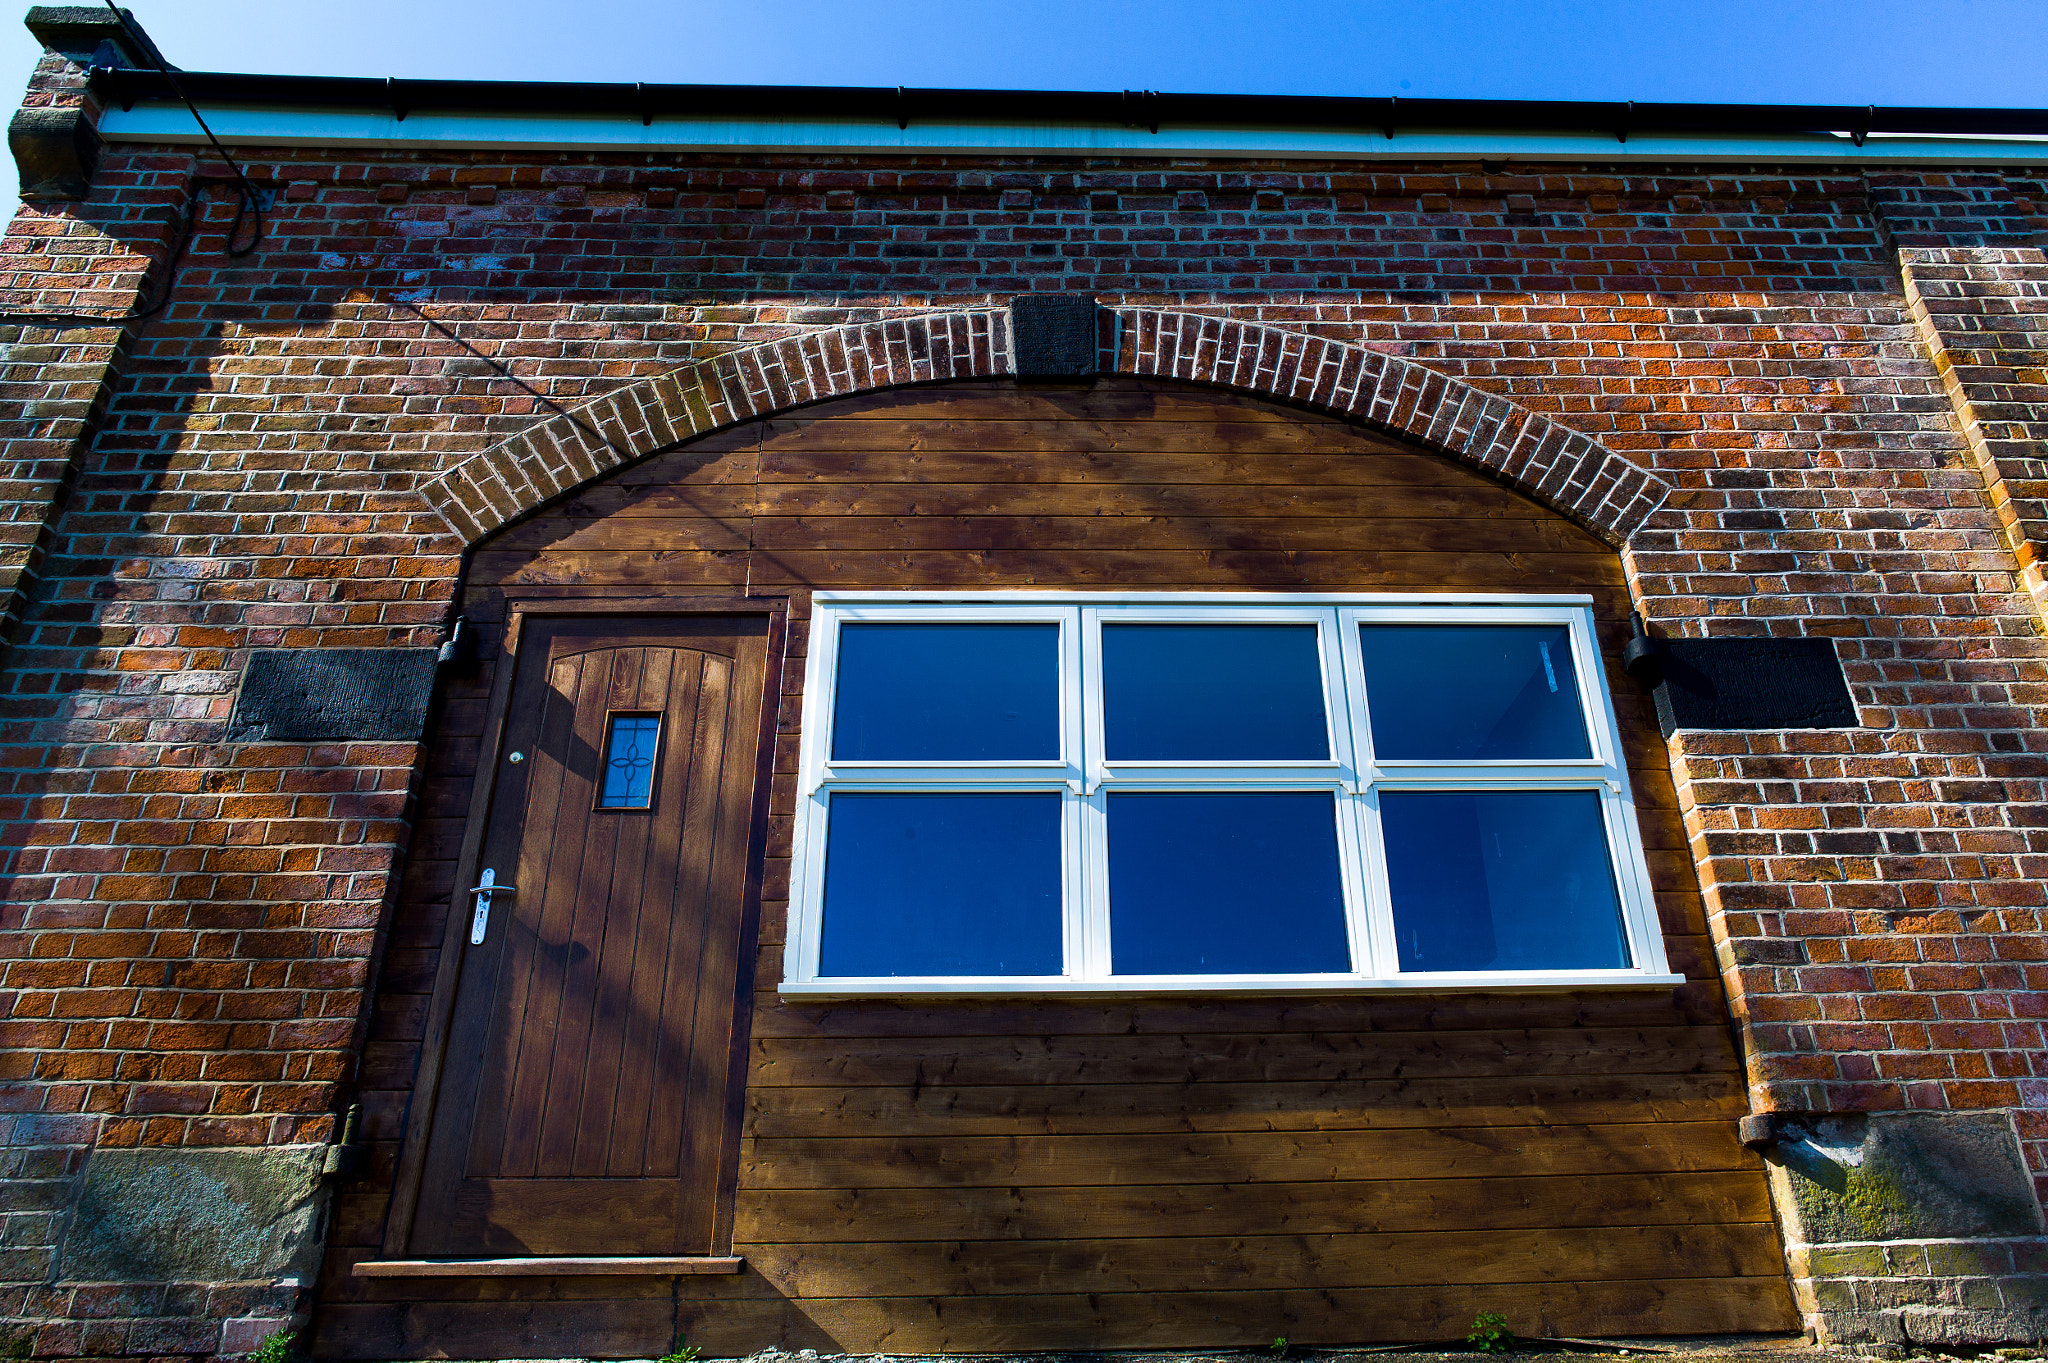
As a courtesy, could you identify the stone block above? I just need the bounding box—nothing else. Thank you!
[1810,1243,1890,1277]
[1900,1304,2048,1347]
[56,1147,329,1285]
[230,648,438,742]
[1771,1111,2046,1244]
[7,107,99,201]
[1810,1277,1861,1310]
[1924,1241,2016,1277]
[125,1314,221,1355]
[1815,1308,1909,1345]
[1884,1242,1931,1276]
[1009,295,1098,381]
[1648,636,1859,736]
[24,6,170,66]
[218,1314,291,1356]
[1999,1272,2048,1309]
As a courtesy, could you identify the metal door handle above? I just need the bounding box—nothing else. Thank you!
[468,867,516,945]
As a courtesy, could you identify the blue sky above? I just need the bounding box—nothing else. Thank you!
[6,0,2048,220]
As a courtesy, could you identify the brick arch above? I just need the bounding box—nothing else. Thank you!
[419,307,1671,548]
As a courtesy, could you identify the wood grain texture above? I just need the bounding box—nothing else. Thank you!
[733,1170,1776,1242]
[319,379,1794,1358]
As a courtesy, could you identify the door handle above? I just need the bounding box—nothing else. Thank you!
[468,867,516,945]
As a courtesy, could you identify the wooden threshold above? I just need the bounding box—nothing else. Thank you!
[353,1256,743,1278]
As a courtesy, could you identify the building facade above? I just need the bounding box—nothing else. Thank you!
[4,6,2048,1358]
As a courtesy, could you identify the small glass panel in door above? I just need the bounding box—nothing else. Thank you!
[597,713,662,808]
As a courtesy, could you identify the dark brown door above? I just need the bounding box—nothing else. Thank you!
[411,615,770,1257]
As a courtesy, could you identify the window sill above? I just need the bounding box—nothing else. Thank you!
[779,973,1686,1000]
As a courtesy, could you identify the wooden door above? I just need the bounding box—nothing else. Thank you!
[410,614,771,1257]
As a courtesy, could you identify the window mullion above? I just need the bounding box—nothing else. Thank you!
[1076,787,1110,980]
[1078,604,1103,793]
[1331,785,1375,979]
[791,789,828,983]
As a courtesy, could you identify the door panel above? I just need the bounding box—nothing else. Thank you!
[410,615,769,1257]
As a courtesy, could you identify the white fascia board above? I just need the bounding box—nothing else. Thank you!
[97,101,2048,165]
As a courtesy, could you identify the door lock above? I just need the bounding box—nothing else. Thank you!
[468,866,515,945]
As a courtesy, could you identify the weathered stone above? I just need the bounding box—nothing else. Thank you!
[1809,1243,1890,1277]
[1771,1111,2045,1243]
[1897,1303,2048,1348]
[230,647,439,742]
[1009,295,1098,381]
[7,106,98,200]
[23,6,170,67]
[1924,1240,2017,1277]
[58,1147,329,1284]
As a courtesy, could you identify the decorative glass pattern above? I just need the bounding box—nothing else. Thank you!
[598,714,662,808]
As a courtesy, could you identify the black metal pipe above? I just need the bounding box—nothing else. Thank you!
[87,68,2048,139]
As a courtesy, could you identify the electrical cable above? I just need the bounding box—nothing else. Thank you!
[0,8,271,327]
[0,177,237,326]
[99,0,265,258]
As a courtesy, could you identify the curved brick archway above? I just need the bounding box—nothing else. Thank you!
[418,306,1673,549]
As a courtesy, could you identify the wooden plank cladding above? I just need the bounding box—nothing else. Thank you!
[315,379,1793,1359]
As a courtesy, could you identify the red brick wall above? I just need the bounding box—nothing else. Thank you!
[3,45,2048,1354]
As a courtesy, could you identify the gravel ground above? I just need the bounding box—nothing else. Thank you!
[426,1341,2048,1363]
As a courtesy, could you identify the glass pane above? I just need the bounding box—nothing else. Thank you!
[1359,624,1592,761]
[597,714,661,809]
[831,623,1059,761]
[1103,624,1329,761]
[1380,790,1631,971]
[1108,793,1350,974]
[818,793,1063,976]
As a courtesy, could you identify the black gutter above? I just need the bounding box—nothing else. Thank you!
[88,69,2048,141]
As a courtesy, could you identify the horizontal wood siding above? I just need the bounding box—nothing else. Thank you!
[314,380,1792,1358]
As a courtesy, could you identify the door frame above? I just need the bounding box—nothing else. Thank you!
[380,593,789,1260]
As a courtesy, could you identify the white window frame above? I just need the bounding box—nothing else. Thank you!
[785,591,1681,997]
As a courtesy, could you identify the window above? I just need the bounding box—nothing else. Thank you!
[597,713,662,809]
[785,593,1677,996]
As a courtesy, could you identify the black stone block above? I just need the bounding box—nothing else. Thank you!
[232,648,439,741]
[1650,636,1858,736]
[25,6,168,68]
[8,106,100,201]
[1010,295,1098,380]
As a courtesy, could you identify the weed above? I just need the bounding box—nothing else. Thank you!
[1270,1337,1289,1356]
[1467,1312,1515,1355]
[657,1339,702,1363]
[247,1331,298,1363]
